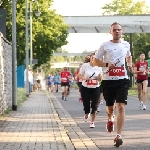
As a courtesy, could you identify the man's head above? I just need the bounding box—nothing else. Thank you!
[110,22,122,40]
[63,67,68,71]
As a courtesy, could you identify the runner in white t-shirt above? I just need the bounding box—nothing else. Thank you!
[79,52,102,128]
[93,22,133,147]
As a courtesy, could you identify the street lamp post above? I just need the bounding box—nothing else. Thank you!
[12,0,17,110]
[25,0,29,96]
[25,0,40,96]
[30,2,33,69]
[30,0,41,69]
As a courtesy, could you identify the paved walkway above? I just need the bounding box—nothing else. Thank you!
[0,89,150,150]
[0,91,74,150]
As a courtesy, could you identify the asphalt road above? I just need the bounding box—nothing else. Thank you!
[53,87,150,150]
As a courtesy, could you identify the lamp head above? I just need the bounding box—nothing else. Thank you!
[35,10,41,16]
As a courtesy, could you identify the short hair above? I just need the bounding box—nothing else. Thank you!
[139,52,145,56]
[111,22,121,27]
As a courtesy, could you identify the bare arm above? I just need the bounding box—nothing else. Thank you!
[126,56,132,67]
[78,74,87,81]
[93,58,106,67]
[133,67,145,74]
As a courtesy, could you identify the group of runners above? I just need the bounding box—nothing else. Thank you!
[47,22,150,147]
[47,68,74,101]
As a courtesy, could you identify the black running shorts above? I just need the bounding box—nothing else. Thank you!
[61,82,69,87]
[101,79,130,106]
[99,85,103,93]
[148,77,150,87]
[136,79,148,84]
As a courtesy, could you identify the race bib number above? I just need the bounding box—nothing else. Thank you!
[139,66,146,75]
[109,67,125,76]
[87,80,98,87]
[61,77,68,83]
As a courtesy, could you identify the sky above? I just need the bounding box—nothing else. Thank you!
[51,0,150,53]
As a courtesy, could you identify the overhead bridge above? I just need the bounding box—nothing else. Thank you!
[51,62,81,68]
[53,52,92,56]
[63,15,150,33]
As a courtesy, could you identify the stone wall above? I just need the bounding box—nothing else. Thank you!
[0,33,12,114]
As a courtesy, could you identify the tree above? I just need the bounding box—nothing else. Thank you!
[102,0,149,15]
[102,0,150,62]
[0,0,69,66]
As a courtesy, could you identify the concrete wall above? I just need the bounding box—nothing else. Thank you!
[0,33,12,114]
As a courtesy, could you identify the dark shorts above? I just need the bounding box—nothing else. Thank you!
[101,79,130,106]
[48,82,52,86]
[137,79,148,84]
[54,82,59,85]
[148,77,150,87]
[61,82,69,87]
[100,85,103,93]
[77,82,82,92]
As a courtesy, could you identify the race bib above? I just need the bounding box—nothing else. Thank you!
[139,66,146,75]
[109,67,125,76]
[87,80,98,88]
[61,77,68,83]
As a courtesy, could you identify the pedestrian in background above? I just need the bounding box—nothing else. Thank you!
[47,73,54,92]
[134,52,148,110]
[53,72,60,92]
[60,67,71,101]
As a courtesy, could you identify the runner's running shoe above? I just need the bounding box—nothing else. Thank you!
[106,120,114,133]
[64,98,67,101]
[114,135,123,147]
[97,106,100,112]
[100,100,104,105]
[90,122,95,128]
[79,98,83,102]
[84,114,89,122]
[139,102,143,110]
[62,95,64,100]
[143,105,146,110]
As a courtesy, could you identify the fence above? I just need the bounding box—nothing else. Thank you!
[0,32,12,114]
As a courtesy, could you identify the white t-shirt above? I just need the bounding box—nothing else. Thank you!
[94,40,131,80]
[28,72,33,84]
[79,62,102,88]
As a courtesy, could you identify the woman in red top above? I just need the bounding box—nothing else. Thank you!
[134,52,148,110]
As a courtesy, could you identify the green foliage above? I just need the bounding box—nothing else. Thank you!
[1,0,69,67]
[1,88,26,115]
[124,33,150,62]
[102,0,150,62]
[4,107,12,114]
[102,0,149,15]
[17,88,26,106]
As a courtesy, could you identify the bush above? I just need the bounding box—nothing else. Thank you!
[17,88,26,106]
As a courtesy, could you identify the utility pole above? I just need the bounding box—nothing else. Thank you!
[12,0,17,110]
[25,0,29,96]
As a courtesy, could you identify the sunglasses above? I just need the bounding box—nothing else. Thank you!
[113,29,122,32]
